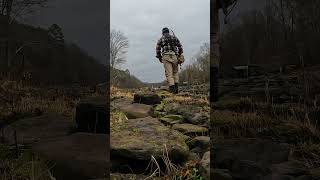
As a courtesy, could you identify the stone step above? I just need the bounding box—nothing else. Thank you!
[32,133,109,180]
[2,114,74,145]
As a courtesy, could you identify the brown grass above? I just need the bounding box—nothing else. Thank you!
[111,86,134,100]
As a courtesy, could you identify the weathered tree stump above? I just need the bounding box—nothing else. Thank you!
[76,96,108,134]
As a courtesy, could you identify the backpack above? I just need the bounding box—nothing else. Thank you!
[178,54,185,64]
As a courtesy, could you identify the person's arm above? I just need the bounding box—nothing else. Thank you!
[156,38,162,62]
[175,37,183,55]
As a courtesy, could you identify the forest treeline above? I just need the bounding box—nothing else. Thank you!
[220,0,320,76]
[110,67,144,88]
[0,15,106,85]
[179,43,210,85]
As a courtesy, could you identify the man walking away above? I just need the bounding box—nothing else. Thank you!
[156,27,184,94]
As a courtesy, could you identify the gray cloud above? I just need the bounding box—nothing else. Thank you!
[23,0,265,83]
[111,0,210,83]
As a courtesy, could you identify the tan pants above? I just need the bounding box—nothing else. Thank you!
[162,52,179,86]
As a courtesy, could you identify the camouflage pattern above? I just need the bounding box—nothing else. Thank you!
[156,33,183,57]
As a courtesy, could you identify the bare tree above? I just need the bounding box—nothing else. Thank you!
[0,0,48,22]
[110,29,129,69]
[0,0,48,75]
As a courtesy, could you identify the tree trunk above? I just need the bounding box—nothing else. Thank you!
[211,0,220,102]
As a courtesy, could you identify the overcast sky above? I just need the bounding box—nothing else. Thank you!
[111,0,210,83]
[24,0,266,83]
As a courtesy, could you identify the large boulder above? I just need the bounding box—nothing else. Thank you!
[119,103,152,119]
[212,138,291,179]
[231,160,270,180]
[133,92,162,105]
[2,114,74,145]
[32,133,109,180]
[187,136,210,151]
[271,160,307,177]
[76,96,108,134]
[111,116,189,173]
[187,112,210,126]
[163,103,204,122]
[212,169,233,180]
[212,139,290,168]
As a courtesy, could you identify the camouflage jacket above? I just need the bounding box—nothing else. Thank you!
[156,33,183,57]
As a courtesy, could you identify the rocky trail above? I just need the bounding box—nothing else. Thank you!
[211,66,320,180]
[1,95,109,180]
[110,88,210,179]
[0,84,210,180]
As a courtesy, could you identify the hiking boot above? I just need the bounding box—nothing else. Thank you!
[174,83,179,94]
[169,85,175,93]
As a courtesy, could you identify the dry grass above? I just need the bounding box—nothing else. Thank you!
[0,80,96,179]
[212,98,320,140]
[0,145,55,180]
[144,144,204,180]
[0,80,96,125]
[292,142,320,168]
[212,95,320,168]
[211,110,274,137]
[163,95,209,107]
[111,86,134,100]
[15,96,78,118]
[110,110,128,133]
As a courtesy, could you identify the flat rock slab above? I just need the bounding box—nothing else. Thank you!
[160,114,184,125]
[212,138,292,179]
[119,103,152,119]
[111,116,189,169]
[33,133,109,180]
[133,92,162,105]
[187,136,210,150]
[2,114,74,145]
[76,96,108,134]
[271,160,307,176]
[172,124,208,136]
[212,138,290,168]
[212,169,233,180]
